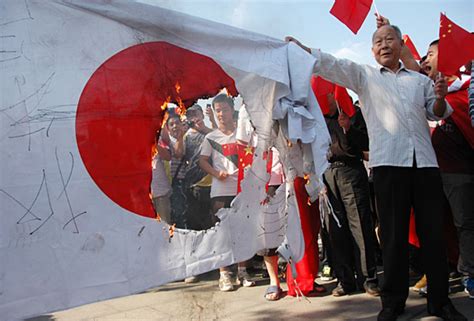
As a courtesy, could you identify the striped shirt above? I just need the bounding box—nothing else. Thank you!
[169,136,186,180]
[311,50,453,168]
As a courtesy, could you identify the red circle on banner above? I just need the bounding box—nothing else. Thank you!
[76,42,237,218]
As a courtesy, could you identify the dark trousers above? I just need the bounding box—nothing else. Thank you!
[323,162,377,290]
[185,186,214,231]
[170,179,187,229]
[441,173,474,277]
[320,223,333,268]
[373,166,449,311]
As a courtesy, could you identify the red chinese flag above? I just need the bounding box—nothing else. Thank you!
[237,143,254,193]
[311,76,335,115]
[221,142,238,156]
[312,76,355,117]
[334,85,355,117]
[262,149,274,193]
[438,13,474,76]
[330,0,373,34]
[286,177,321,296]
[445,80,474,149]
[402,34,421,61]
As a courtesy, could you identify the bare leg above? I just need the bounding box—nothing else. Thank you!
[264,255,280,300]
[264,256,280,286]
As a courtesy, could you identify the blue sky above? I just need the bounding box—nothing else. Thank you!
[143,0,473,66]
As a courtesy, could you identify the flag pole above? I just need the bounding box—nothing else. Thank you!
[336,101,342,115]
[336,101,346,134]
[373,0,380,18]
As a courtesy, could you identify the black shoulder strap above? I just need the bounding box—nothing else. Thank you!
[172,158,185,182]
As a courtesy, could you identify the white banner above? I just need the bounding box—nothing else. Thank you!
[0,1,329,319]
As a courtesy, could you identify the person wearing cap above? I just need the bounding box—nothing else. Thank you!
[182,104,214,232]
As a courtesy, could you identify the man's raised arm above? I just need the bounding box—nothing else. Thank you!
[285,36,366,94]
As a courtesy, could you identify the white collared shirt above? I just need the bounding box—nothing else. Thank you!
[311,50,453,168]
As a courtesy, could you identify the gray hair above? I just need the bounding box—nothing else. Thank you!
[372,24,403,43]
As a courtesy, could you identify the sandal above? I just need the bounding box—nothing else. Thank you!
[264,285,282,301]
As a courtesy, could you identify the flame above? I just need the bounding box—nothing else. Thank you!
[304,174,311,185]
[161,96,171,110]
[161,112,169,128]
[175,97,186,117]
[175,82,181,94]
[168,224,176,242]
[151,143,158,159]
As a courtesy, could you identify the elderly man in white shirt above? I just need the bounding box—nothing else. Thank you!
[287,24,467,321]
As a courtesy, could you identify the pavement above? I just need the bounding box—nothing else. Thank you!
[27,269,474,321]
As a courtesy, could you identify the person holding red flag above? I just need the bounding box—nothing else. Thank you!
[286,19,466,321]
[422,40,474,301]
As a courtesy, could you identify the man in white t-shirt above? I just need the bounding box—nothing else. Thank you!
[199,94,254,292]
[200,106,239,200]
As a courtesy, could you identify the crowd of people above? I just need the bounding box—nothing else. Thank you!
[150,15,473,321]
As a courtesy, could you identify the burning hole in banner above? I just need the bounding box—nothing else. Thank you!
[76,42,238,226]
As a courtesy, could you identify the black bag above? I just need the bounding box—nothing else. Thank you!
[183,161,206,189]
[183,132,207,189]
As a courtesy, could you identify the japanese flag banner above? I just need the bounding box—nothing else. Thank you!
[0,1,330,319]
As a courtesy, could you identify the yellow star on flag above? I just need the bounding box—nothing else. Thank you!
[244,145,253,156]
